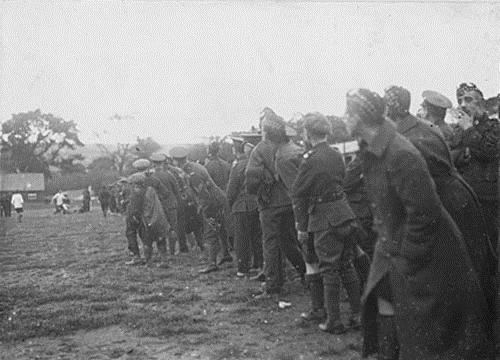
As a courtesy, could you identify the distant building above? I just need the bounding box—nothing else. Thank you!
[0,173,45,201]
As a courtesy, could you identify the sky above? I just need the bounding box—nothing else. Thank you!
[1,1,499,145]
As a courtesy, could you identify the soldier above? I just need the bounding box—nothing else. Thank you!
[291,112,361,333]
[98,186,111,218]
[205,142,235,252]
[82,187,91,213]
[345,88,493,360]
[205,142,231,190]
[171,147,232,265]
[189,172,228,273]
[150,153,187,254]
[132,159,180,254]
[226,138,263,277]
[246,110,306,299]
[127,172,170,268]
[384,85,496,319]
[165,154,204,252]
[343,153,377,284]
[418,90,455,145]
[273,120,326,321]
[453,82,499,246]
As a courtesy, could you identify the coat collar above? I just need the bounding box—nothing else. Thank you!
[395,113,419,134]
[365,119,397,158]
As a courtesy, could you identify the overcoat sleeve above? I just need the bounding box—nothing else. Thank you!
[291,158,314,232]
[226,162,242,209]
[245,148,265,195]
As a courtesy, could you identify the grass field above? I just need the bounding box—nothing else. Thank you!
[0,205,364,360]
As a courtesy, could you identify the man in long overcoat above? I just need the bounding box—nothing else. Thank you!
[345,88,493,360]
[385,85,496,323]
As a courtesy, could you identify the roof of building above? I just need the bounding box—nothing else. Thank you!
[0,173,45,192]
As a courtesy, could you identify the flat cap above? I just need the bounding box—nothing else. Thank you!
[422,90,452,109]
[303,112,331,136]
[132,158,151,171]
[128,172,146,184]
[169,146,188,159]
[150,152,167,162]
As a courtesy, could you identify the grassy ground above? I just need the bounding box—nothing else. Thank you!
[0,205,364,360]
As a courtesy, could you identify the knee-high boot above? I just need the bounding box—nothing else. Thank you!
[319,273,346,334]
[301,273,325,321]
[341,265,362,329]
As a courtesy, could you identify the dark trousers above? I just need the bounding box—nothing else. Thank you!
[314,225,357,285]
[138,224,167,261]
[234,210,263,273]
[260,206,306,293]
[125,214,140,256]
[101,201,109,217]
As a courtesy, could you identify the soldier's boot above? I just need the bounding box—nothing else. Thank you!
[143,245,153,266]
[301,273,326,322]
[177,231,189,253]
[194,229,204,251]
[341,266,362,330]
[319,274,346,334]
[168,235,176,256]
[377,314,399,360]
[157,238,170,269]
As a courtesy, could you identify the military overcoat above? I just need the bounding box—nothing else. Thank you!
[361,120,493,360]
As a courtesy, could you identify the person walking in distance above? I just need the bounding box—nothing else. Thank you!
[11,191,24,223]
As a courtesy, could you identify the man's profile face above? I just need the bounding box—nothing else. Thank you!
[458,90,484,118]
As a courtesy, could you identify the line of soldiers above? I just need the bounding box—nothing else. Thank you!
[116,81,498,359]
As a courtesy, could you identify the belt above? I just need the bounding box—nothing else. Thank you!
[312,192,345,204]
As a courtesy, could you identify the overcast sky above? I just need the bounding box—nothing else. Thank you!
[1,1,499,144]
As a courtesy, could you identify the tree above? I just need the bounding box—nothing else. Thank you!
[132,137,161,159]
[0,109,83,175]
[88,156,116,172]
[53,153,86,175]
[95,143,135,175]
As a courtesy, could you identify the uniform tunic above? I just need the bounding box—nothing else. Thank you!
[291,142,357,282]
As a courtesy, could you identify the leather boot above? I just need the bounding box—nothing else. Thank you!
[301,273,325,322]
[377,314,399,360]
[143,245,153,265]
[341,266,362,329]
[319,274,346,334]
[168,235,176,255]
[157,239,170,269]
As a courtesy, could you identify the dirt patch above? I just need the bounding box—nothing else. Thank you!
[0,206,365,359]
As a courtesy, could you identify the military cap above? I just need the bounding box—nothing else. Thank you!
[303,112,331,136]
[150,152,167,163]
[169,146,189,159]
[132,158,151,171]
[422,90,452,109]
[128,172,146,184]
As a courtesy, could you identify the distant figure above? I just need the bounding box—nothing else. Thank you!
[81,188,91,213]
[98,186,112,218]
[52,190,67,214]
[1,193,12,217]
[11,191,24,223]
